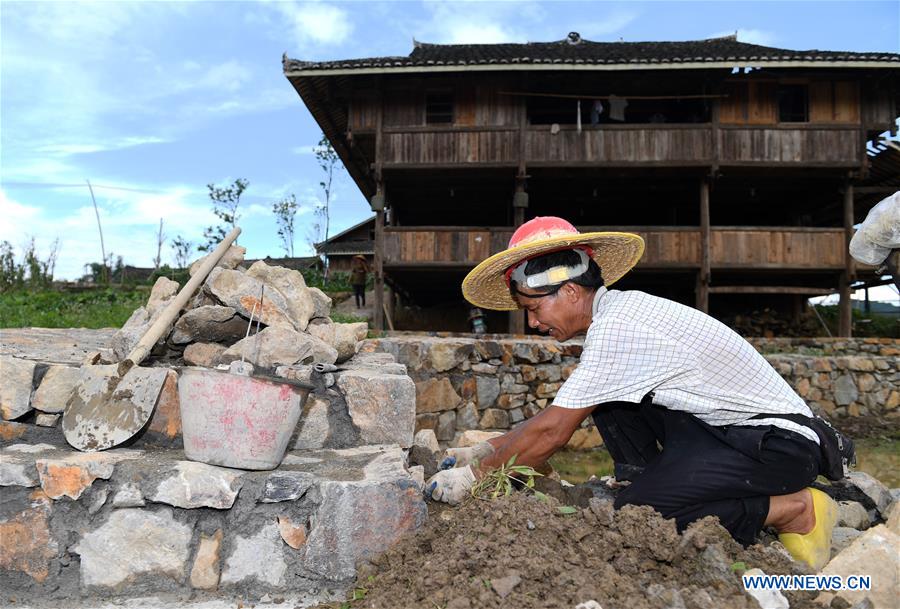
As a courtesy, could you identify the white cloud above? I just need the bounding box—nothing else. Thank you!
[269,2,354,47]
[710,28,778,47]
[36,136,171,157]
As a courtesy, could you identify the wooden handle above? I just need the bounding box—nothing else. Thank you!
[126,227,242,365]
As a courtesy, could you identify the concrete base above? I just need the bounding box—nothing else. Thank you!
[0,439,426,603]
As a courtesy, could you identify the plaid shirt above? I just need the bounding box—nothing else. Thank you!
[554,288,818,444]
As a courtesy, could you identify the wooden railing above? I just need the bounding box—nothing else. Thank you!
[379,125,861,167]
[383,226,846,269]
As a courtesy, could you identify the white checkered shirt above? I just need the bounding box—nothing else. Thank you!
[553,288,819,444]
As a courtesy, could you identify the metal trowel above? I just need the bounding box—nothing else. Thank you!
[63,227,242,451]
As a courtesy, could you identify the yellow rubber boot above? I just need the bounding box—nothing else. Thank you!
[778,488,838,571]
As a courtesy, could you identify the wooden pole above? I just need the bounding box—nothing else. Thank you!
[839,182,855,337]
[697,178,711,313]
[509,110,528,335]
[373,83,385,332]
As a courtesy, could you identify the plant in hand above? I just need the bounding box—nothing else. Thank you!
[470,455,544,501]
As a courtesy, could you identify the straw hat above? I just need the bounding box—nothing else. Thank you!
[462,217,644,311]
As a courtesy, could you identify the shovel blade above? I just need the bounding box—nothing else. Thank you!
[63,365,169,452]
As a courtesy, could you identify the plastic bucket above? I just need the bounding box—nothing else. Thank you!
[177,367,313,470]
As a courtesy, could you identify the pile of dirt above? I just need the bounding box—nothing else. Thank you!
[327,492,820,609]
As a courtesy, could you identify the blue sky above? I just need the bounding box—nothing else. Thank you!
[2,0,899,288]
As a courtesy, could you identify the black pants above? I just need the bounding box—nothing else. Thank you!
[353,284,365,307]
[592,400,820,546]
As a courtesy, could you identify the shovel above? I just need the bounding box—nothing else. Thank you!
[62,227,242,451]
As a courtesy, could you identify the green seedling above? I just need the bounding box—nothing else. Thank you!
[730,561,748,573]
[470,454,543,500]
[557,505,578,515]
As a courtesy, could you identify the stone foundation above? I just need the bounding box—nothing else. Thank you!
[0,435,425,601]
[0,329,424,601]
[363,335,900,445]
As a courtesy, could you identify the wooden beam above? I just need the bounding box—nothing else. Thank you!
[708,286,833,295]
[854,186,900,194]
[697,178,710,313]
[839,182,855,337]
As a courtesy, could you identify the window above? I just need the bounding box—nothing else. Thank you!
[778,84,808,122]
[425,92,453,124]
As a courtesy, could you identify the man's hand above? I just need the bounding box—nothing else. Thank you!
[443,441,494,469]
[426,466,476,505]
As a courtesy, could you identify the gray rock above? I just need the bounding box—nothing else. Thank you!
[308,287,332,319]
[846,471,893,517]
[246,261,315,332]
[73,507,192,588]
[302,447,426,581]
[476,376,500,409]
[221,522,287,587]
[170,305,248,345]
[189,244,246,276]
[221,325,338,368]
[146,277,180,314]
[436,410,456,441]
[834,374,859,406]
[147,461,243,509]
[336,369,415,448]
[205,267,295,329]
[409,429,441,477]
[31,365,80,413]
[456,402,480,430]
[0,356,36,419]
[35,413,60,427]
[291,394,331,450]
[261,471,316,503]
[0,448,42,487]
[491,573,521,599]
[111,482,145,508]
[838,501,871,530]
[822,524,899,609]
[306,321,368,363]
[832,526,864,555]
[183,342,227,367]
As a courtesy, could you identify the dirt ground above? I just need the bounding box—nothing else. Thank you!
[321,489,820,609]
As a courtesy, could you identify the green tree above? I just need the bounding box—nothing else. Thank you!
[200,178,248,252]
[172,235,195,269]
[315,134,341,277]
[272,194,298,257]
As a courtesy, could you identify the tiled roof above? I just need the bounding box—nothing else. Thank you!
[284,34,899,73]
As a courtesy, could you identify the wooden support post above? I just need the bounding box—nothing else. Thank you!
[839,182,855,337]
[509,168,528,335]
[374,205,385,331]
[697,178,711,313]
[373,84,386,332]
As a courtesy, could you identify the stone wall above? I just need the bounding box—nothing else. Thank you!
[0,336,424,602]
[362,336,900,446]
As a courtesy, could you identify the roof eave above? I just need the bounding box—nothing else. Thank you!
[285,59,900,78]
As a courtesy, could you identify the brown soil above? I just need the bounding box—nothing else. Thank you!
[325,491,821,609]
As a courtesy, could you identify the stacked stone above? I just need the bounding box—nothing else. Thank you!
[109,245,368,370]
[769,354,900,420]
[363,335,900,446]
[361,336,601,449]
[0,428,425,600]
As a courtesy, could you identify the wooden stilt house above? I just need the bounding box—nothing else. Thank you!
[284,34,899,335]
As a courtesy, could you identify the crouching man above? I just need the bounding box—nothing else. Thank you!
[428,216,838,570]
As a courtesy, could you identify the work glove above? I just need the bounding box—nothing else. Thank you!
[426,465,477,505]
[442,441,494,469]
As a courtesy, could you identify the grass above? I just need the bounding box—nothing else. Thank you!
[550,439,899,487]
[1,288,148,329]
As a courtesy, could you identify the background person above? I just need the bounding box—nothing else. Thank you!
[350,255,369,309]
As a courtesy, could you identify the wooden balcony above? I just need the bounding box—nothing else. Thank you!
[383,226,847,270]
[380,125,861,168]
